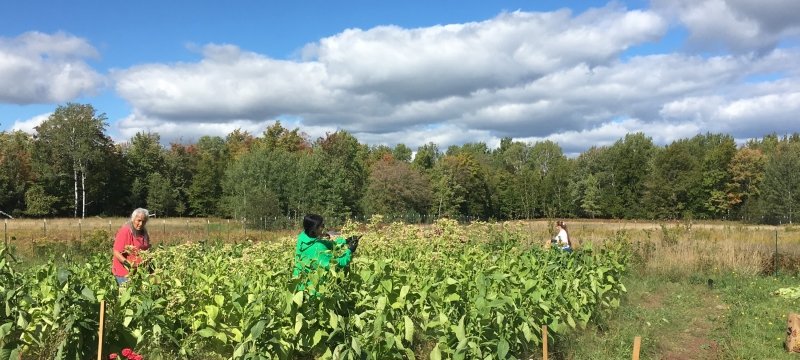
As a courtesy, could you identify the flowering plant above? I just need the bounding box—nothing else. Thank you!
[108,348,143,360]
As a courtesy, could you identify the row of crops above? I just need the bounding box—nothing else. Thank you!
[1,219,629,359]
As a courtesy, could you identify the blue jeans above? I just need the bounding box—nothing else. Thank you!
[115,276,128,285]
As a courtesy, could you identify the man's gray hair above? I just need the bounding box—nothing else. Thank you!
[130,208,150,222]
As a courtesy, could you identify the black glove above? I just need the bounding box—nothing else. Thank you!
[346,235,361,252]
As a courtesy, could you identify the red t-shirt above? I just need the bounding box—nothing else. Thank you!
[111,223,151,277]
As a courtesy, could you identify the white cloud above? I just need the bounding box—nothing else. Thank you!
[653,0,800,54]
[0,32,104,104]
[114,111,343,145]
[10,112,50,134]
[108,4,800,152]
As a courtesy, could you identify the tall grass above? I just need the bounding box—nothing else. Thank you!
[4,217,800,275]
[516,219,800,276]
[1,217,295,262]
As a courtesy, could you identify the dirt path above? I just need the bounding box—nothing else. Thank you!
[638,281,728,360]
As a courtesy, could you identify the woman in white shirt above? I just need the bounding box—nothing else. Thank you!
[552,220,572,252]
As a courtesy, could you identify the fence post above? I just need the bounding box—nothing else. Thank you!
[3,219,7,249]
[542,325,548,360]
[632,336,641,360]
[775,229,779,276]
[44,219,47,237]
[206,219,210,241]
[97,300,105,360]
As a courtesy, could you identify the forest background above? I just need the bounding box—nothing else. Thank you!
[1,102,799,226]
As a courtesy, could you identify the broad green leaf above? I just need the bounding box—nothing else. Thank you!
[497,338,509,359]
[80,286,95,301]
[454,316,466,343]
[329,310,338,330]
[0,322,11,339]
[566,314,576,329]
[444,293,461,302]
[250,320,266,338]
[313,329,325,346]
[292,291,304,306]
[197,328,217,337]
[294,313,304,335]
[404,316,414,342]
[215,331,227,343]
[399,285,410,300]
[230,328,243,342]
[430,343,442,360]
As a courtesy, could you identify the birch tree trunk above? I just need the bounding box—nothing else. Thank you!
[73,163,78,218]
[80,160,86,219]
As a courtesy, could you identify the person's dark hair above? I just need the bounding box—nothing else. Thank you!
[556,220,567,230]
[303,214,324,237]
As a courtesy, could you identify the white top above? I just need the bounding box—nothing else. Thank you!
[554,229,570,249]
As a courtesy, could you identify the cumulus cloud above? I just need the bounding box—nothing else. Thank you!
[0,32,104,104]
[10,112,50,134]
[653,0,800,54]
[109,3,800,152]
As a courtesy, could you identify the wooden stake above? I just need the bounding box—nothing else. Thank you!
[632,336,641,360]
[542,325,548,360]
[97,300,105,360]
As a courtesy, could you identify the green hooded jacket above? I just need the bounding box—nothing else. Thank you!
[292,231,353,280]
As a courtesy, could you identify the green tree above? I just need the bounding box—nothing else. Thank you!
[188,136,228,216]
[700,134,736,217]
[311,131,369,220]
[392,143,412,162]
[124,132,165,207]
[568,146,608,218]
[529,141,570,217]
[221,147,299,223]
[580,173,602,219]
[492,139,533,219]
[759,141,800,224]
[163,143,198,216]
[412,142,440,171]
[146,172,177,217]
[32,103,116,217]
[604,133,656,218]
[363,157,432,219]
[644,139,701,219]
[23,184,58,217]
[433,153,492,219]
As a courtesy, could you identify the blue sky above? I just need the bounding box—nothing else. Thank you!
[2,0,799,155]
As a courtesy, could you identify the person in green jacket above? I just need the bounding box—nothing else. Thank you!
[292,214,359,289]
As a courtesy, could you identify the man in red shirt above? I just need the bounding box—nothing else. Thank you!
[112,208,151,285]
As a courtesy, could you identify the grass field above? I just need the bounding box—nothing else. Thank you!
[3,217,800,359]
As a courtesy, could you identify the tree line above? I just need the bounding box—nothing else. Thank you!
[1,103,799,225]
